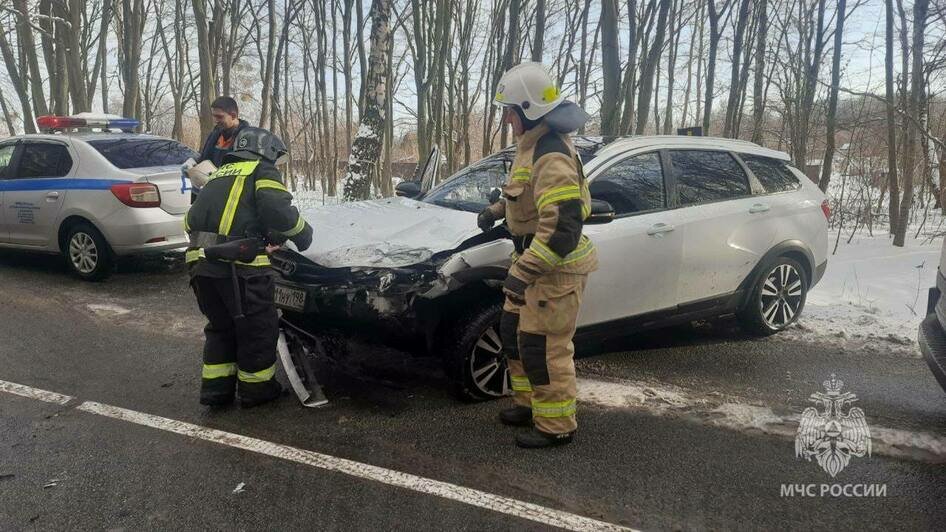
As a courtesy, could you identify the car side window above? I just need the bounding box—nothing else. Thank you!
[740,154,801,193]
[0,144,15,179]
[669,150,750,206]
[16,142,72,179]
[588,152,665,216]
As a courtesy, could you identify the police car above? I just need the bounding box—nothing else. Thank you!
[0,114,196,280]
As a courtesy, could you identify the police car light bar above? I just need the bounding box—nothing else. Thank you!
[36,115,140,132]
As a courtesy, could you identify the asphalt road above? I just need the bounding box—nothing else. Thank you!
[1,251,944,531]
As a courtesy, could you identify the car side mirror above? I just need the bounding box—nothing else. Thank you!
[586,199,615,225]
[488,187,502,204]
[395,181,422,199]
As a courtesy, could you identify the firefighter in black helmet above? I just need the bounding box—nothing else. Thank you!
[185,126,313,408]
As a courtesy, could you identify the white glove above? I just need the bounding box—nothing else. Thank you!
[181,157,197,171]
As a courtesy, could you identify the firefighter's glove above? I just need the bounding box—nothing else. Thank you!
[290,223,314,252]
[266,230,289,246]
[477,208,496,232]
[502,273,528,306]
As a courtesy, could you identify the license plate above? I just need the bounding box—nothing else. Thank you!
[275,285,306,311]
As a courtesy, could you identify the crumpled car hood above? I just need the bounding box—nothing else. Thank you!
[297,197,480,268]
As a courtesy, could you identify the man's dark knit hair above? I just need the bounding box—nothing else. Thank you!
[211,96,239,116]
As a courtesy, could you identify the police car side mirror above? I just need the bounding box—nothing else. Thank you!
[395,181,422,199]
[586,199,615,225]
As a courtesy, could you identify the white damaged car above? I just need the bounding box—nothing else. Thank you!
[272,136,829,401]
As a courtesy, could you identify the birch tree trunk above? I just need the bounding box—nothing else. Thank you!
[343,0,392,201]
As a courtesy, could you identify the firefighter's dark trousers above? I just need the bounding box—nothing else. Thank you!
[191,275,281,405]
[500,272,587,434]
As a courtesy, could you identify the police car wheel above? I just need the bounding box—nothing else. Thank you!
[444,300,511,402]
[738,256,808,336]
[65,223,113,281]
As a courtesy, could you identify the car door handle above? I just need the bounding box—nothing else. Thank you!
[45,191,60,201]
[647,223,675,236]
[749,203,770,214]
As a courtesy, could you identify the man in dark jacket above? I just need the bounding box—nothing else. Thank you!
[185,126,313,408]
[198,96,250,168]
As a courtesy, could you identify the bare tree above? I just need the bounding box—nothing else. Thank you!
[894,0,930,246]
[885,0,901,236]
[703,0,733,134]
[117,0,146,119]
[600,0,621,135]
[532,0,546,61]
[343,0,393,201]
[750,0,767,143]
[722,0,751,137]
[818,0,848,192]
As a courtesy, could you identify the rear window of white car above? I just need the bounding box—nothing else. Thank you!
[741,154,801,193]
[87,138,197,169]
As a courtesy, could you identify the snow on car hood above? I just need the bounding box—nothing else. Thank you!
[296,197,480,268]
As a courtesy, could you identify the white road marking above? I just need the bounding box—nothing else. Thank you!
[70,400,634,532]
[0,379,72,405]
[576,376,946,462]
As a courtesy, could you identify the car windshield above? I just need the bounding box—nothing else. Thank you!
[87,138,198,169]
[419,138,611,213]
[422,152,510,212]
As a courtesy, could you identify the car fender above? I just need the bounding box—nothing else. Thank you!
[54,204,118,254]
[736,239,815,307]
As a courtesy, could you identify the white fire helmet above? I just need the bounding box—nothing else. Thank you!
[494,62,564,122]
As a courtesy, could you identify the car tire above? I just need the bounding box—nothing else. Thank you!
[443,300,512,402]
[64,223,113,281]
[738,256,809,336]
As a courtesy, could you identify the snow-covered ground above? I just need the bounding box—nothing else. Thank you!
[787,230,942,356]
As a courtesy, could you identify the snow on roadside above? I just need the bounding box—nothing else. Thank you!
[786,231,940,356]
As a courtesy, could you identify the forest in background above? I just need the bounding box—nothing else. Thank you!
[1,0,946,246]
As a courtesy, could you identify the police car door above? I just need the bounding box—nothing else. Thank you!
[4,140,73,247]
[0,141,18,242]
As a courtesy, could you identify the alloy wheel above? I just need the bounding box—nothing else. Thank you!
[760,263,804,329]
[69,232,99,274]
[468,323,511,397]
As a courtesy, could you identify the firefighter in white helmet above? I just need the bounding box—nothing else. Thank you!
[477,62,597,448]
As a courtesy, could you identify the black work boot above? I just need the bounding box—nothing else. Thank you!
[515,428,575,448]
[200,377,236,407]
[200,393,234,407]
[240,380,284,408]
[499,405,533,427]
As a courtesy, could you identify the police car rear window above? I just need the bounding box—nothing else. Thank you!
[87,139,198,169]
